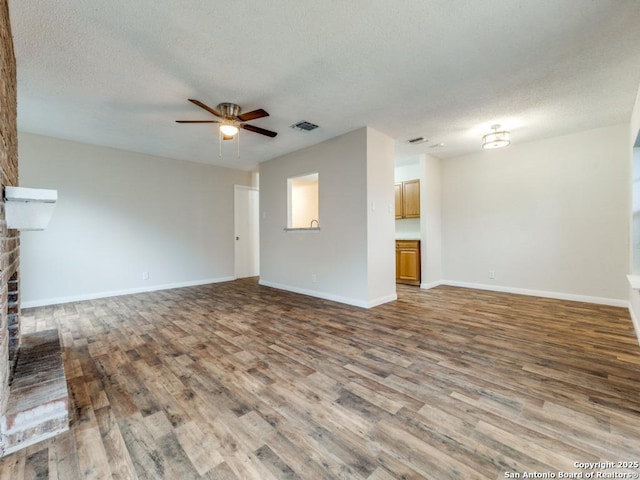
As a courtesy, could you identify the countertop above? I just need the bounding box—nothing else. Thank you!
[395,234,421,241]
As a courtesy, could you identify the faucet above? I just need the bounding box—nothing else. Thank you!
[310,219,319,228]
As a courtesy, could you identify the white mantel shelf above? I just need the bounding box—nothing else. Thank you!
[627,274,640,290]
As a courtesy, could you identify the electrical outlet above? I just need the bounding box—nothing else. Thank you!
[488,270,495,280]
[142,271,149,280]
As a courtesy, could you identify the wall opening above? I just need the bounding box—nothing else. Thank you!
[287,172,319,229]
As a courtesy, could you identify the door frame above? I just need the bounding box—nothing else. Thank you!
[234,185,260,279]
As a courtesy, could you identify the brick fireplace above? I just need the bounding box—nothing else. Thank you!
[0,1,69,456]
[0,0,21,417]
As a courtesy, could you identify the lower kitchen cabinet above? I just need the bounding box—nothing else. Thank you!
[396,240,421,286]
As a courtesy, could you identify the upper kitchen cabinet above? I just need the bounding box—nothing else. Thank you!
[395,179,420,219]
[394,183,403,219]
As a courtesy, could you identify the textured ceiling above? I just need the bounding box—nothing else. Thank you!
[9,1,640,170]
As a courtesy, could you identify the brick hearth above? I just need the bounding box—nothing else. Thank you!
[0,329,69,456]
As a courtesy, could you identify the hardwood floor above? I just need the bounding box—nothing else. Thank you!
[1,279,639,479]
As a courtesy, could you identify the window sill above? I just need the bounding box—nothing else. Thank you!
[284,227,321,233]
[628,274,640,289]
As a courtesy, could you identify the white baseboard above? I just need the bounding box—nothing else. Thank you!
[258,280,397,309]
[367,293,399,308]
[20,277,235,309]
[22,275,630,318]
[439,280,628,308]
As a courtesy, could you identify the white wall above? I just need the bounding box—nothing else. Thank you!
[442,124,629,305]
[18,132,251,307]
[421,154,443,287]
[259,127,396,308]
[395,163,421,182]
[366,128,397,304]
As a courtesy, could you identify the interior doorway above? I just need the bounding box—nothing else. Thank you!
[234,185,260,278]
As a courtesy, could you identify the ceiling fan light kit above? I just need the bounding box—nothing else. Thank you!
[482,124,511,149]
[219,124,239,136]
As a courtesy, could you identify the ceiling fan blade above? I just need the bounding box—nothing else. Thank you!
[237,109,269,122]
[188,99,222,118]
[241,123,278,138]
[175,120,220,123]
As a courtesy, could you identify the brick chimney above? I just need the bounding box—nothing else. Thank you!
[0,0,21,415]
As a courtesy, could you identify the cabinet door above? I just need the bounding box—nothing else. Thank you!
[394,183,403,219]
[395,240,421,285]
[403,179,420,218]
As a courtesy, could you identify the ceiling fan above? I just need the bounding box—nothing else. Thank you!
[176,99,278,140]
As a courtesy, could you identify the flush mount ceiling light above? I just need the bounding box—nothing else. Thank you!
[482,124,511,150]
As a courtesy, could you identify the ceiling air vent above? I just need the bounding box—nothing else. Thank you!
[291,121,319,132]
[408,136,428,144]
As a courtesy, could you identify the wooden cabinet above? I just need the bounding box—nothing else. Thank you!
[394,183,403,219]
[403,179,420,218]
[396,240,421,286]
[395,179,420,219]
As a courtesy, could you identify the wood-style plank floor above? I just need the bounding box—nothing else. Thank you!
[2,279,639,479]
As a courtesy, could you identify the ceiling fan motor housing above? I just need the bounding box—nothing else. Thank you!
[217,103,241,118]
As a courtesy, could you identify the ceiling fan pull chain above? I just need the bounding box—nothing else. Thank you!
[237,129,240,159]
